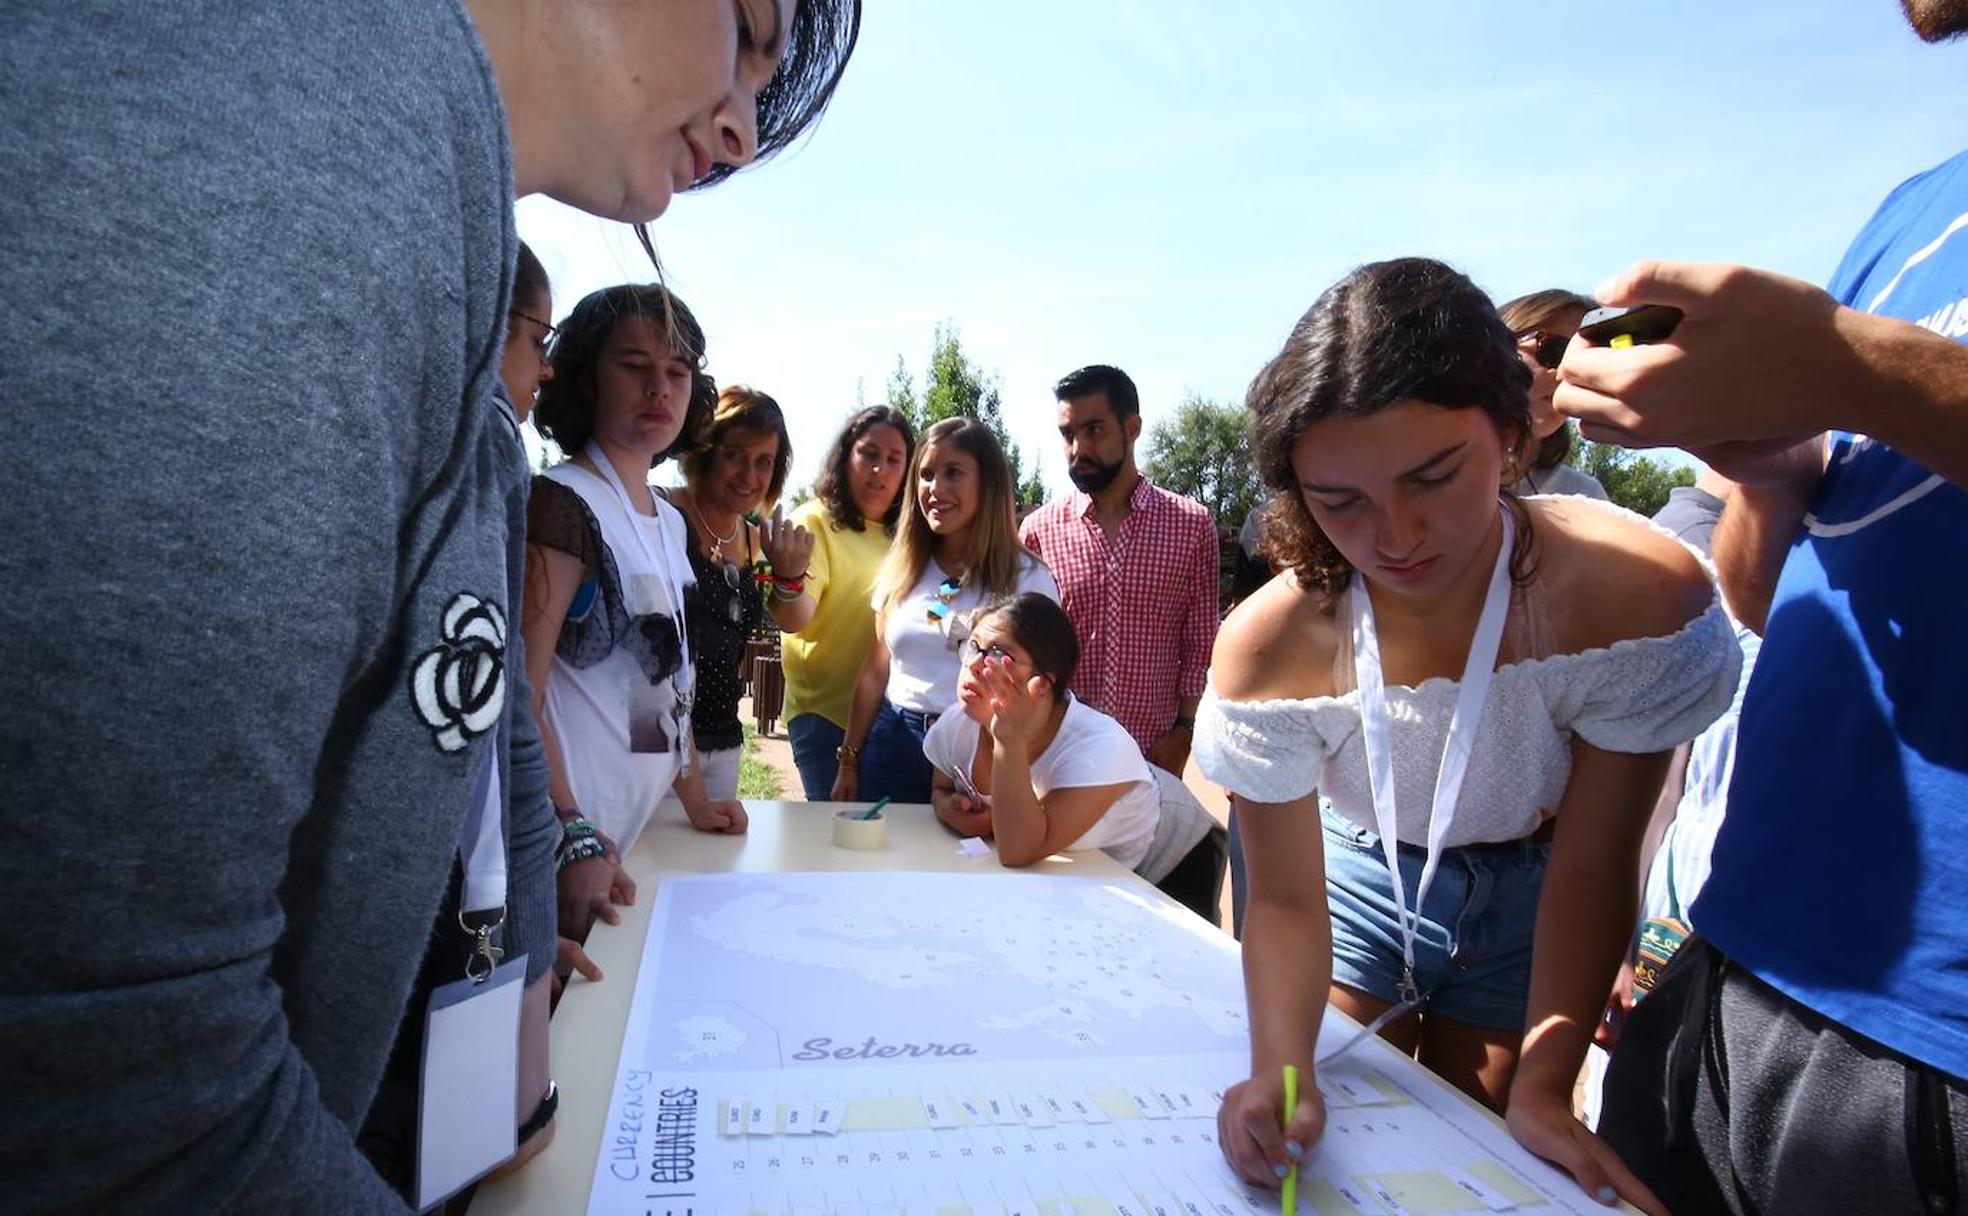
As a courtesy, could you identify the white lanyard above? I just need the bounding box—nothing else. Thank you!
[458,725,508,917]
[1351,505,1514,1006]
[582,442,694,683]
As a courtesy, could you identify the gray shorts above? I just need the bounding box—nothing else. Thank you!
[1601,937,1968,1215]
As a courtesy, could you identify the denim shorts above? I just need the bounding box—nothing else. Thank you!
[1321,805,1550,1031]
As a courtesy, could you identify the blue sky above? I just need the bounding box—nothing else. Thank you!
[519,2,1968,495]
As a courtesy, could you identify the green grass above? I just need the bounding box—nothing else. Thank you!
[736,722,783,800]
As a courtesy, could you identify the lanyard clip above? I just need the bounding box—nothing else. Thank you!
[459,909,505,984]
[1398,965,1422,1009]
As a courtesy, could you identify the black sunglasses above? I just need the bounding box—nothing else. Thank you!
[1516,329,1569,371]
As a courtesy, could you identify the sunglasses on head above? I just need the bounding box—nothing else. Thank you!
[1516,329,1570,371]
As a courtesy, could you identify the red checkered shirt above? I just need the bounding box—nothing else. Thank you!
[1019,478,1219,753]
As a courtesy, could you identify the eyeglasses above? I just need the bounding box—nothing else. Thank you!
[509,310,559,359]
[958,637,1019,665]
[925,576,962,625]
[1515,329,1569,371]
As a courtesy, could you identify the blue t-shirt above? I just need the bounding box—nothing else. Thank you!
[1695,149,1968,1078]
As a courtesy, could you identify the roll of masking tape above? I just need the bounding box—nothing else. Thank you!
[831,808,888,851]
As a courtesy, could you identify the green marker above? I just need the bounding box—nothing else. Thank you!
[1281,1064,1299,1216]
[857,796,891,821]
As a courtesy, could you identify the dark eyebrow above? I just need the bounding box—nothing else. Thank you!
[1403,439,1467,478]
[1300,440,1468,494]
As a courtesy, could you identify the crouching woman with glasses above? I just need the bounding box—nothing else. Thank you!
[923,593,1161,869]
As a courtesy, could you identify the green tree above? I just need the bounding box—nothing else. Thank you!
[1569,438,1697,517]
[1142,393,1263,532]
[886,323,1042,505]
[883,354,919,432]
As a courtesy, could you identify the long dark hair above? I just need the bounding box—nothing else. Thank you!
[534,284,712,464]
[1248,257,1533,596]
[1498,288,1597,473]
[813,406,916,534]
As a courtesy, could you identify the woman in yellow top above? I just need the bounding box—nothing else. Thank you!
[774,407,915,798]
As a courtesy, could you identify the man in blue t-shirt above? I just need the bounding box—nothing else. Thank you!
[1548,8,1968,1211]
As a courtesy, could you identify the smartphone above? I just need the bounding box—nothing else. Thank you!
[1577,303,1683,346]
[950,764,991,809]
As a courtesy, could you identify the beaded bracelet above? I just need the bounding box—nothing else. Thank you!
[555,816,608,873]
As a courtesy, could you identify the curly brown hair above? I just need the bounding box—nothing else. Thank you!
[533,283,713,466]
[1249,258,1535,597]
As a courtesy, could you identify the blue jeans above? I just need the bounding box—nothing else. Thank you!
[786,713,844,801]
[858,700,935,805]
[1320,806,1550,1030]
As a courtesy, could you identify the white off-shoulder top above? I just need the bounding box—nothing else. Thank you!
[1195,518,1743,849]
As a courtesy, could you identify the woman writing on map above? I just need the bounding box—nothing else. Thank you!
[922,593,1161,869]
[1195,258,1737,1212]
[831,418,1058,804]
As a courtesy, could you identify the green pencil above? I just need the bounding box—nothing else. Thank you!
[1282,1064,1299,1215]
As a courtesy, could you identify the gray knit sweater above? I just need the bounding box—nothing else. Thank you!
[0,2,555,1211]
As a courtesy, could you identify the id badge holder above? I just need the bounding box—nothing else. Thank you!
[413,915,526,1212]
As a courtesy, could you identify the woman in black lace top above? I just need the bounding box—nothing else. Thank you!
[665,385,815,798]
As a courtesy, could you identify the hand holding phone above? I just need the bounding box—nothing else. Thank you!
[1576,303,1683,347]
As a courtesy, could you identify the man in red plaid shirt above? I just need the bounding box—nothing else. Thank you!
[1019,365,1221,775]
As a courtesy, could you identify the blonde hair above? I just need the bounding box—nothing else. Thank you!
[873,417,1033,621]
[679,385,794,510]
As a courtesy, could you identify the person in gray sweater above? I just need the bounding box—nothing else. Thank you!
[0,2,859,1212]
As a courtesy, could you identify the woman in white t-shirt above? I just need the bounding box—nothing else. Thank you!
[923,593,1160,869]
[523,285,749,894]
[832,418,1059,804]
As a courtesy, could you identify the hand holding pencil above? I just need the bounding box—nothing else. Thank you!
[1213,1062,1325,1192]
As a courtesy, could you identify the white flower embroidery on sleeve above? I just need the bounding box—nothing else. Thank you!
[411,592,507,753]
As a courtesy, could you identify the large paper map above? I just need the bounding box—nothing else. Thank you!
[588,871,1611,1216]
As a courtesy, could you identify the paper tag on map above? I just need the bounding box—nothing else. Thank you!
[811,1099,843,1134]
[1443,1168,1518,1211]
[782,1102,813,1135]
[1364,1176,1415,1216]
[922,1095,957,1128]
[1326,1073,1377,1106]
[1128,1085,1171,1118]
[745,1100,775,1135]
[1016,1092,1055,1127]
[956,837,992,857]
[720,1100,744,1136]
